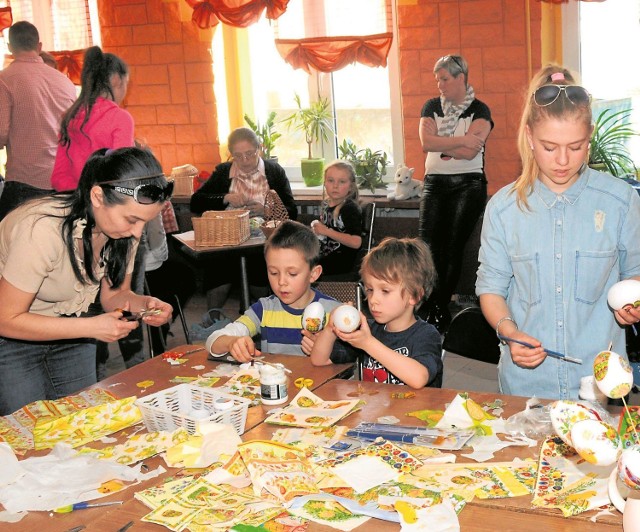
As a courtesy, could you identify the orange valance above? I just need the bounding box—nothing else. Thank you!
[50,49,84,84]
[275,33,393,74]
[0,6,12,33]
[185,0,290,29]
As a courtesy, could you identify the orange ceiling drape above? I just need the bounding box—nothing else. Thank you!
[0,6,12,32]
[185,0,290,29]
[50,49,84,84]
[275,33,393,74]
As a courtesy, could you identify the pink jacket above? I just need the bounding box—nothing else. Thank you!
[51,97,135,191]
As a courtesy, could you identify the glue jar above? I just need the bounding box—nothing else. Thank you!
[259,363,288,405]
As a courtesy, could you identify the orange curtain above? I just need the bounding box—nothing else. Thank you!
[537,0,606,3]
[273,0,392,74]
[0,7,11,32]
[275,33,393,74]
[185,0,290,29]
[50,49,84,84]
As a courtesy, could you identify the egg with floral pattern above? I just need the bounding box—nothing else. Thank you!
[302,302,326,332]
[617,445,640,490]
[593,350,634,399]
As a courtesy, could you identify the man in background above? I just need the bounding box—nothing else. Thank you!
[0,21,76,220]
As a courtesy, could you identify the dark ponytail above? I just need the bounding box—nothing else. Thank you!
[59,46,129,147]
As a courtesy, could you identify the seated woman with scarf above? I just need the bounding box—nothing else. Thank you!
[190,127,297,314]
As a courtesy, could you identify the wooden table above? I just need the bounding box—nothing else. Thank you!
[3,348,352,532]
[245,379,623,531]
[172,231,266,311]
[4,370,624,531]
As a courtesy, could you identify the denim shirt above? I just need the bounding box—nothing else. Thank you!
[476,168,640,399]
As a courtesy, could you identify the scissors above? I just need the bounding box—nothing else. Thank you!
[116,308,162,321]
[294,377,314,389]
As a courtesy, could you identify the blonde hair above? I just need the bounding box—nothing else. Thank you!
[513,64,592,210]
[360,238,436,308]
[322,160,359,217]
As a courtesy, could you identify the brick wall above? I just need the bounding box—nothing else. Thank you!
[398,0,541,194]
[98,0,221,175]
[98,0,540,192]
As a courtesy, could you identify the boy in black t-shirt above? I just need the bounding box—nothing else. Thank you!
[311,238,443,388]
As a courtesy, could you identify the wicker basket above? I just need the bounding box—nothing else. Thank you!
[135,384,250,436]
[192,209,250,247]
[170,164,198,196]
[261,190,289,238]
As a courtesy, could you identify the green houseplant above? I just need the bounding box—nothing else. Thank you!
[589,108,638,177]
[244,111,281,160]
[338,139,389,192]
[283,94,334,186]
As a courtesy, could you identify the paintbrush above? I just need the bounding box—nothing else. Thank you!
[498,335,583,364]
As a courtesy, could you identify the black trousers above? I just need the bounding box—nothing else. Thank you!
[418,172,487,309]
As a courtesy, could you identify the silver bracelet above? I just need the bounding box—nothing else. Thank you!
[496,316,518,344]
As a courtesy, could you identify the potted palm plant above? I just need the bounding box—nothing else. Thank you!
[338,139,389,192]
[283,94,334,186]
[244,111,281,161]
[589,108,638,177]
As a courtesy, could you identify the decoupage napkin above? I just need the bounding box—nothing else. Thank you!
[393,498,460,531]
[0,388,119,455]
[32,396,142,450]
[264,387,361,428]
[532,437,612,516]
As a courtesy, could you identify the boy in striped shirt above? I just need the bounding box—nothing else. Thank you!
[207,221,342,360]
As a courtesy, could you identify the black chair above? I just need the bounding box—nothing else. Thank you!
[441,306,500,364]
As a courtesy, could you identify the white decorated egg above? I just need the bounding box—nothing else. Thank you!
[549,400,602,446]
[332,304,361,333]
[570,419,622,466]
[617,445,640,490]
[593,350,634,399]
[302,301,326,332]
[607,279,640,310]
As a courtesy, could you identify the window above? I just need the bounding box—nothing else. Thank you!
[213,0,402,186]
[563,0,640,174]
[0,0,97,58]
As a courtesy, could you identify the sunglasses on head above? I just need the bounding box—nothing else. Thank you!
[100,179,174,204]
[533,84,591,107]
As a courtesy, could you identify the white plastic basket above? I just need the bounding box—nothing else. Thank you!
[135,384,250,436]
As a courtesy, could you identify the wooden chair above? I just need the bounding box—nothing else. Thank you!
[441,306,500,364]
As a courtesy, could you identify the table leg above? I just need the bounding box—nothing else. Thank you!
[240,255,250,313]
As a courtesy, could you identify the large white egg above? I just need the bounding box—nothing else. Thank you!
[607,279,640,311]
[302,301,326,332]
[618,445,640,490]
[570,419,622,466]
[549,400,601,446]
[593,350,634,399]
[332,304,361,333]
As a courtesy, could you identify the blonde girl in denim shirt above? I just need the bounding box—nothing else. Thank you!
[476,65,640,400]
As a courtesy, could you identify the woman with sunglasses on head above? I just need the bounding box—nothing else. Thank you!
[418,54,493,332]
[190,127,297,315]
[476,65,640,400]
[0,147,173,415]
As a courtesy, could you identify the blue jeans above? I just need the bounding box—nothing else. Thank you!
[0,337,97,415]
